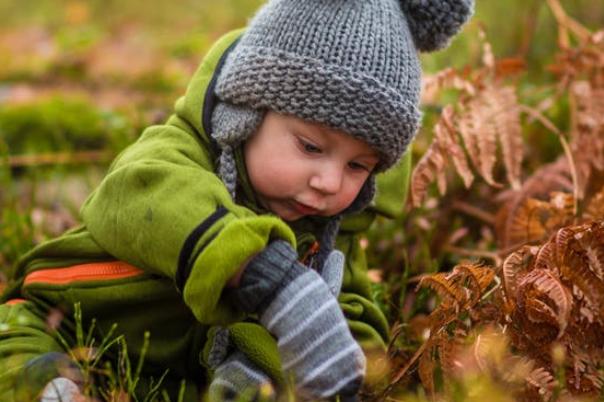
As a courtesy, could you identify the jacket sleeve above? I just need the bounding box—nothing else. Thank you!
[336,150,412,349]
[80,123,296,325]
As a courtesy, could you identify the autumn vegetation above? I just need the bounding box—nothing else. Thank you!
[1,0,603,401]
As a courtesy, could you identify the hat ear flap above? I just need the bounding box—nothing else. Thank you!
[400,0,474,52]
[211,102,265,198]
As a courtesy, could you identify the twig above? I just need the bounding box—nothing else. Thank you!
[6,150,112,167]
[481,275,501,301]
[546,0,592,45]
[518,105,580,214]
[451,200,496,225]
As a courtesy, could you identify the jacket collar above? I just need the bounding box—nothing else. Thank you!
[201,37,241,156]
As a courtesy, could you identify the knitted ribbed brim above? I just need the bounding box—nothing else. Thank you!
[216,45,421,170]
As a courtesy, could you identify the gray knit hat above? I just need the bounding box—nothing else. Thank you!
[211,0,473,264]
[213,0,474,171]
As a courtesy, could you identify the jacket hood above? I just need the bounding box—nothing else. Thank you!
[172,29,245,159]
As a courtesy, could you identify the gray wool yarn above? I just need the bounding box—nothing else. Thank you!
[401,0,474,51]
[211,102,265,198]
[216,0,474,171]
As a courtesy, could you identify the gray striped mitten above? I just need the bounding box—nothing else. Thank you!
[235,240,365,400]
[208,350,274,402]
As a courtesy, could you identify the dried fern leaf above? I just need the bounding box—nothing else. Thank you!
[502,245,537,302]
[524,297,560,329]
[560,229,604,320]
[410,140,447,207]
[418,273,466,306]
[438,105,474,188]
[418,346,436,397]
[505,193,575,248]
[526,366,557,401]
[569,82,604,198]
[506,198,555,246]
[495,159,573,248]
[534,240,558,274]
[487,85,523,189]
[585,186,604,220]
[499,356,535,385]
[458,92,500,187]
[453,263,496,305]
[573,221,604,281]
[438,334,461,377]
[554,226,576,266]
[422,68,475,103]
[519,269,572,337]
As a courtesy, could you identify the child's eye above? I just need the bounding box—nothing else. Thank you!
[299,139,322,154]
[348,161,370,172]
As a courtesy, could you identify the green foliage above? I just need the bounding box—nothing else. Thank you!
[0,96,136,155]
[0,144,34,272]
[58,303,177,401]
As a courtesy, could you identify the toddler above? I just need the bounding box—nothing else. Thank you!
[0,0,472,400]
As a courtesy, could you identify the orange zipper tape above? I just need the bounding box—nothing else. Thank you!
[5,298,26,305]
[24,261,144,286]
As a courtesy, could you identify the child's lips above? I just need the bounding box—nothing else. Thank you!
[291,200,320,215]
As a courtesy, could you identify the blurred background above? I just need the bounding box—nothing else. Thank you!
[1,2,604,400]
[0,0,602,285]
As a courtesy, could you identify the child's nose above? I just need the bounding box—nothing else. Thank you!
[309,164,343,195]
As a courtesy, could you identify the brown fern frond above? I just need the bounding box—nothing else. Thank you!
[507,198,553,245]
[526,366,557,401]
[410,140,447,207]
[438,105,475,189]
[495,159,574,249]
[502,245,537,302]
[437,331,466,379]
[418,344,436,398]
[518,269,572,337]
[418,273,466,306]
[585,187,604,220]
[559,223,604,320]
[533,240,558,274]
[422,68,475,104]
[554,226,576,266]
[500,192,575,249]
[457,91,500,187]
[569,81,604,199]
[452,263,496,306]
[486,85,524,189]
[573,221,604,281]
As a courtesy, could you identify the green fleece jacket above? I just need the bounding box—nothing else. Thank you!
[2,29,410,400]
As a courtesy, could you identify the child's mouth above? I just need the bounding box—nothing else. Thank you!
[291,200,320,215]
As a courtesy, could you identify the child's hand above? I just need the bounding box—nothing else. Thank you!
[208,350,275,402]
[318,249,345,297]
[234,241,365,400]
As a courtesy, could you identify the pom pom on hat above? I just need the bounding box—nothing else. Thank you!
[401,0,474,52]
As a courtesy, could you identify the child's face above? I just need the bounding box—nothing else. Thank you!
[244,111,378,222]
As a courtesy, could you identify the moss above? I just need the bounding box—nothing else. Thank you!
[0,96,136,155]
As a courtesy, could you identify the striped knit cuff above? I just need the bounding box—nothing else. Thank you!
[234,240,306,314]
